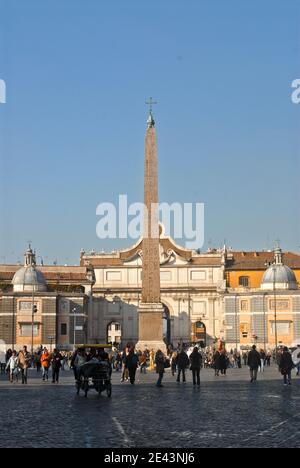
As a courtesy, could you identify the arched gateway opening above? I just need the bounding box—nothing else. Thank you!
[107,321,122,346]
[162,305,171,346]
[191,321,207,347]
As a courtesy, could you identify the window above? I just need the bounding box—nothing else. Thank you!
[106,271,122,281]
[239,276,250,287]
[19,301,38,312]
[240,300,248,311]
[270,321,291,336]
[20,324,38,337]
[190,270,206,281]
[61,323,67,336]
[269,300,290,311]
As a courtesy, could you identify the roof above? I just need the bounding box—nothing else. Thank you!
[0,265,92,284]
[226,251,300,271]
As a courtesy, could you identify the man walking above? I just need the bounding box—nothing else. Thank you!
[176,348,189,383]
[125,347,139,385]
[247,345,261,383]
[279,347,294,386]
[18,346,31,384]
[51,349,63,383]
[189,347,202,387]
[155,349,166,387]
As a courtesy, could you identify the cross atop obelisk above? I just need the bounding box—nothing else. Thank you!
[136,100,166,352]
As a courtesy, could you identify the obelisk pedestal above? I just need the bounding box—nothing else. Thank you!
[136,303,166,352]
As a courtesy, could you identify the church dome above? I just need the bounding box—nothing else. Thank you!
[12,247,47,292]
[261,248,298,290]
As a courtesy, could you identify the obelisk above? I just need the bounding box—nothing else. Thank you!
[136,99,166,353]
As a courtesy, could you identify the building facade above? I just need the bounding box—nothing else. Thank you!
[1,245,300,351]
[80,229,226,348]
[224,248,300,350]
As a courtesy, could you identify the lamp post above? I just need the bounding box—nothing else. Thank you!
[273,265,278,360]
[31,287,38,355]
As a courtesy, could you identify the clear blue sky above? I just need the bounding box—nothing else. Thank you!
[0,0,300,265]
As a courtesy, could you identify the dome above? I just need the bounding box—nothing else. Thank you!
[261,265,298,290]
[12,246,47,292]
[261,248,298,290]
[12,266,47,292]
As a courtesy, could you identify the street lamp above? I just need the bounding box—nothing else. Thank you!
[31,303,38,355]
[273,265,278,360]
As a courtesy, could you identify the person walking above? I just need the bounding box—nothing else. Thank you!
[279,347,294,386]
[139,351,147,374]
[125,347,139,385]
[189,347,202,387]
[155,349,166,387]
[51,349,63,383]
[247,345,261,383]
[176,348,189,383]
[18,346,31,384]
[259,349,266,373]
[73,348,87,381]
[6,351,19,383]
[171,351,177,376]
[41,348,51,381]
[120,347,129,382]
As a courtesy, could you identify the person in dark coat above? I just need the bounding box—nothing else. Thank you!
[213,351,221,376]
[125,348,139,385]
[155,350,166,387]
[279,347,294,386]
[51,349,63,383]
[218,352,228,375]
[247,345,261,383]
[175,349,189,383]
[189,347,203,387]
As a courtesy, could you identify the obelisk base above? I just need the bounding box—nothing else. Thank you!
[136,302,167,353]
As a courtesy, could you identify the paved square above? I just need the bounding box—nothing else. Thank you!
[0,365,299,448]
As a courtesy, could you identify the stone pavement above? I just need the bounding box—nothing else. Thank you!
[0,365,299,448]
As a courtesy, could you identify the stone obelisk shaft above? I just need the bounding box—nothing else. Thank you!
[142,124,160,303]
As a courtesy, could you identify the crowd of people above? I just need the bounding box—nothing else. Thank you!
[3,346,70,384]
[1,342,300,388]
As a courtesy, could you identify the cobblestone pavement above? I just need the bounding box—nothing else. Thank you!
[0,365,299,448]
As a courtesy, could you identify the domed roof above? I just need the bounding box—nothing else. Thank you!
[261,248,298,290]
[12,247,47,292]
[12,266,46,291]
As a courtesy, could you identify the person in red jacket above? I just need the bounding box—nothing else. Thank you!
[41,348,51,382]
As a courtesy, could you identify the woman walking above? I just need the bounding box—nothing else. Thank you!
[155,349,166,387]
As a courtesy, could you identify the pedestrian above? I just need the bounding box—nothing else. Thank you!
[6,351,19,383]
[189,347,202,387]
[213,350,220,376]
[176,348,189,383]
[125,347,139,385]
[51,349,63,383]
[139,351,147,374]
[73,348,87,381]
[247,345,261,383]
[120,347,129,382]
[155,349,166,387]
[171,351,177,376]
[259,349,266,373]
[41,348,51,382]
[18,346,31,384]
[279,347,294,386]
